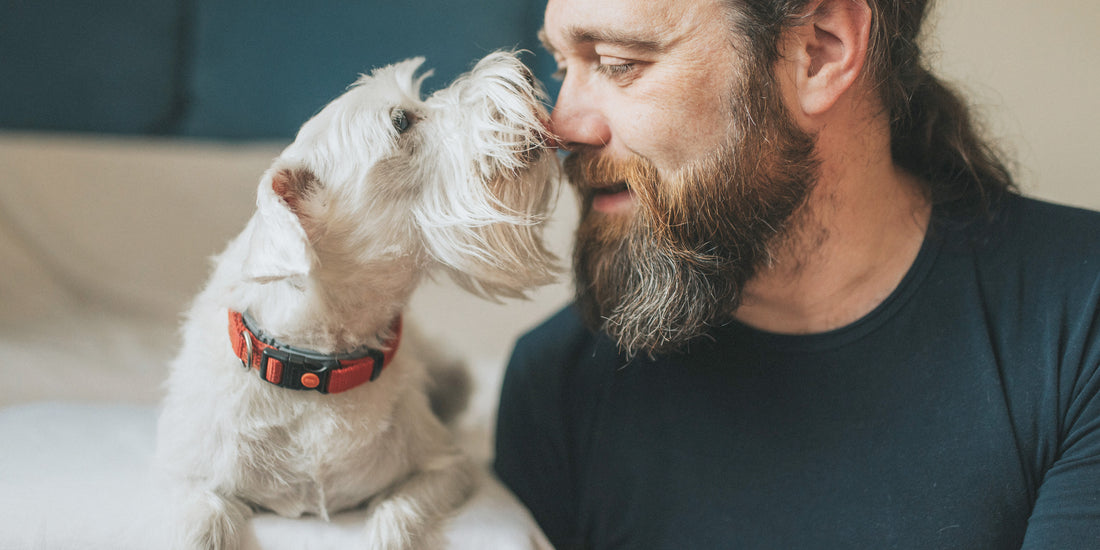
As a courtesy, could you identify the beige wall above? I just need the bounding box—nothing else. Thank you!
[928,1,1099,209]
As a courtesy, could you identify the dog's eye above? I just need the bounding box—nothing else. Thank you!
[391,108,411,134]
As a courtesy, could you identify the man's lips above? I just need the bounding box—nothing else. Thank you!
[590,182,634,213]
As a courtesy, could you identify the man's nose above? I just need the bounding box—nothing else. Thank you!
[549,75,612,151]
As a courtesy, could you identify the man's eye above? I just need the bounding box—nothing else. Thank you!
[596,63,635,76]
[595,56,637,78]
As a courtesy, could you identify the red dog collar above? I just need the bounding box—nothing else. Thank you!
[228,309,400,394]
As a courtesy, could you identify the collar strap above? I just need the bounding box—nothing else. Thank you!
[228,309,400,394]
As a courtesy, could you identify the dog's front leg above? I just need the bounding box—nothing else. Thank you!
[360,392,478,550]
[363,450,478,550]
[169,486,255,550]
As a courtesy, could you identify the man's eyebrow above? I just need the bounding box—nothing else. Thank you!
[537,26,667,55]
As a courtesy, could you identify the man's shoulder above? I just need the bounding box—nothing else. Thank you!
[956,194,1100,277]
[957,194,1100,364]
[506,303,620,396]
[991,194,1100,250]
[513,303,595,361]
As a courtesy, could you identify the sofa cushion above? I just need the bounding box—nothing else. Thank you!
[180,0,552,139]
[0,402,553,549]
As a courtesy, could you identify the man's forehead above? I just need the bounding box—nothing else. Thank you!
[539,0,701,55]
[538,25,668,56]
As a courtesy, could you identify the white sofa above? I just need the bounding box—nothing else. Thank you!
[0,131,578,549]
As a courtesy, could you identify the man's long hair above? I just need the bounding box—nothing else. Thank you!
[727,0,1016,217]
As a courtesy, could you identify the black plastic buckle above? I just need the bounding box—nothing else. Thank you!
[260,348,341,393]
[367,348,386,382]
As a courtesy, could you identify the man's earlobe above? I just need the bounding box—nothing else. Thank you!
[789,0,872,116]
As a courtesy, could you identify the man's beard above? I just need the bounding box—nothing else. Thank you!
[568,73,820,358]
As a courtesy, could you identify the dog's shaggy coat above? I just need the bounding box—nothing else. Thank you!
[154,52,557,549]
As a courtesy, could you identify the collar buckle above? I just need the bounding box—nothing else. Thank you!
[259,347,342,393]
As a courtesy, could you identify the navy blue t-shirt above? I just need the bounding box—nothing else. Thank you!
[495,195,1100,549]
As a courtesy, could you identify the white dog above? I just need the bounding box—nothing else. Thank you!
[154,52,558,549]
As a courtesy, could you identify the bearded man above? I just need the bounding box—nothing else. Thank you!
[494,0,1100,548]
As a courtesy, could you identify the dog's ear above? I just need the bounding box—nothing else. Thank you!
[269,167,318,215]
[240,168,319,283]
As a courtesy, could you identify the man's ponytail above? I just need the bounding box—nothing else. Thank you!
[731,0,1017,217]
[887,51,1016,218]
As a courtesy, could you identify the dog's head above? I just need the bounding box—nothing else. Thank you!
[240,52,559,301]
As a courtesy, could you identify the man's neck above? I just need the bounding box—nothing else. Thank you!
[733,152,931,335]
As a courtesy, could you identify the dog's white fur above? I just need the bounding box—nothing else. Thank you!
[154,52,557,549]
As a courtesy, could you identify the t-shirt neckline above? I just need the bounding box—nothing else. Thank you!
[714,215,948,354]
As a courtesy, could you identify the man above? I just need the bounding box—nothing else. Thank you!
[495,0,1100,548]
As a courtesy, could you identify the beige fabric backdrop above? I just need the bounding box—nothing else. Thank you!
[930,0,1099,209]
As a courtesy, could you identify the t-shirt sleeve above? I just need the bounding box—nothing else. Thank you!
[494,330,583,549]
[1020,277,1100,548]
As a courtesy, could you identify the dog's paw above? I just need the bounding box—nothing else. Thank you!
[361,458,476,550]
[169,489,252,550]
[362,492,451,550]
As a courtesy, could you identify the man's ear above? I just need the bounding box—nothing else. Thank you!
[782,0,872,116]
[240,168,319,283]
